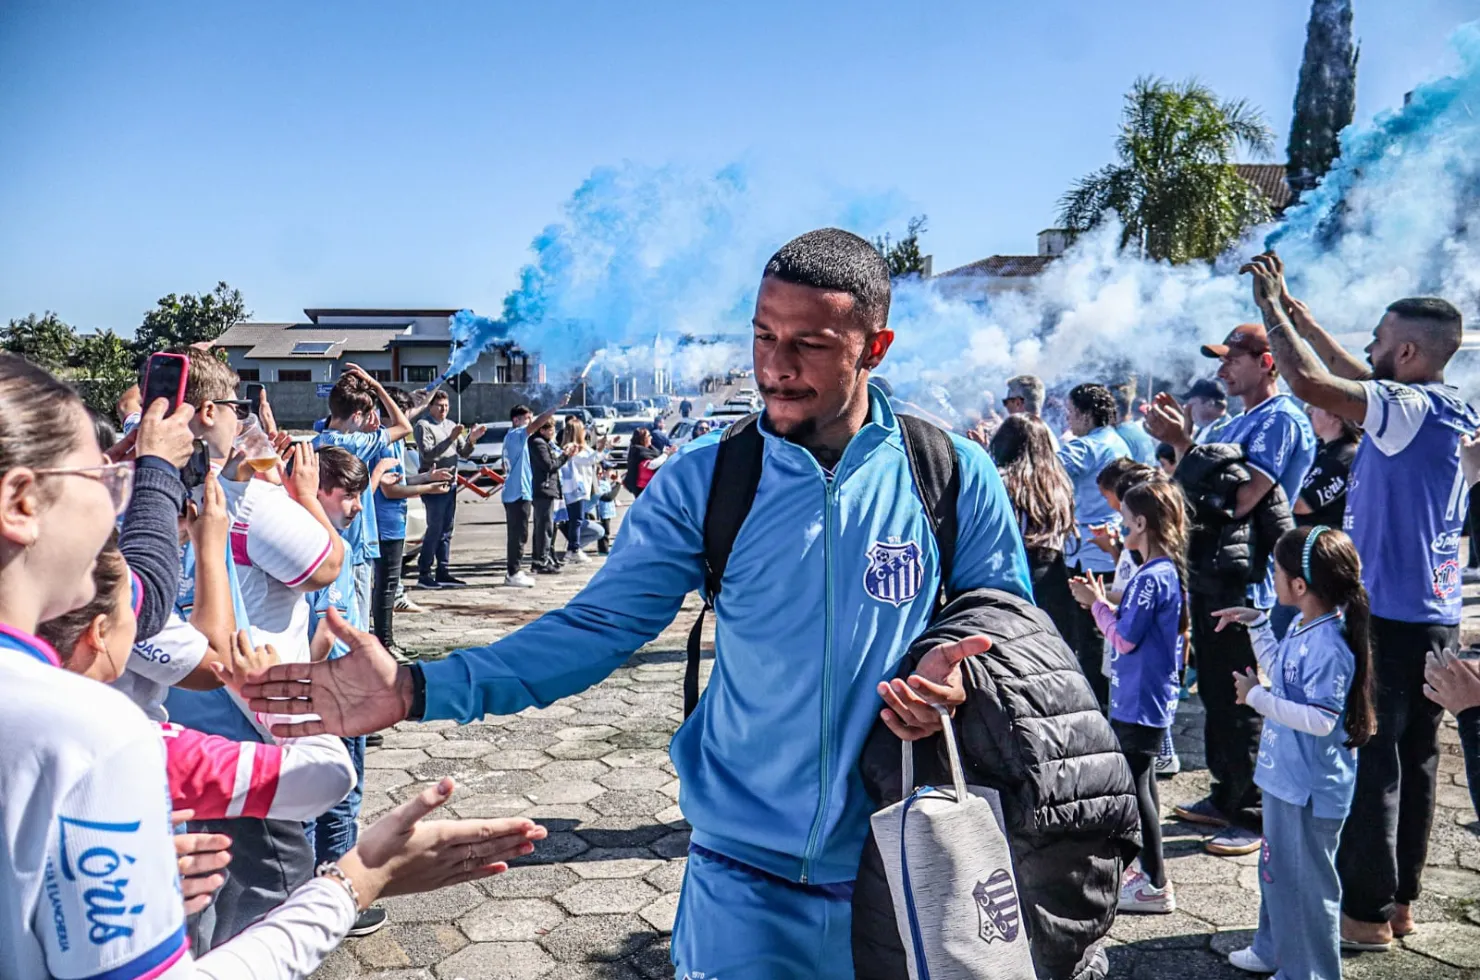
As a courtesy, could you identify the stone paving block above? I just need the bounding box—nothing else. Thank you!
[1172,883,1261,929]
[424,740,492,759]
[364,768,415,793]
[1400,921,1480,968]
[607,731,671,750]
[448,793,528,818]
[309,945,363,979]
[465,769,544,797]
[595,768,671,791]
[433,941,556,980]
[351,922,469,970]
[520,804,599,830]
[629,937,674,979]
[365,748,429,769]
[481,748,553,770]
[651,830,691,859]
[601,749,671,769]
[590,790,673,817]
[413,757,486,782]
[644,857,686,893]
[638,892,679,933]
[377,882,485,923]
[538,914,656,962]
[1420,865,1480,899]
[1163,851,1242,885]
[538,759,611,782]
[654,804,686,828]
[380,731,447,750]
[1130,948,1245,979]
[516,830,591,865]
[520,704,578,721]
[546,739,618,760]
[1107,909,1215,949]
[657,779,681,801]
[554,725,621,742]
[478,864,580,899]
[576,818,671,849]
[482,731,560,752]
[1343,949,1471,979]
[456,898,565,942]
[1207,928,1256,957]
[555,878,661,915]
[360,970,436,980]
[568,848,664,879]
[1435,785,1474,811]
[525,779,605,805]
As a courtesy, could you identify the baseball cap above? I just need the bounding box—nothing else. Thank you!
[1179,378,1227,403]
[1201,324,1269,359]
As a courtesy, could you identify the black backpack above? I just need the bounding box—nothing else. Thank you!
[683,413,962,717]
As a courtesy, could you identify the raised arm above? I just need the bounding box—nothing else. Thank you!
[1243,253,1369,422]
[344,363,413,443]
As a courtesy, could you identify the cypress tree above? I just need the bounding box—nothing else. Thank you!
[1287,0,1359,200]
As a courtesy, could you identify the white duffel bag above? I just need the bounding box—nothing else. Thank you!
[869,704,1036,980]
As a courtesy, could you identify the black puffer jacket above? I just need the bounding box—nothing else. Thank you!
[854,589,1140,980]
[529,434,566,500]
[1175,442,1294,596]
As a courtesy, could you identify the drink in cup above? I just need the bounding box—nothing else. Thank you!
[235,415,281,473]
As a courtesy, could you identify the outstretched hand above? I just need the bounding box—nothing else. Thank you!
[1211,606,1263,632]
[240,607,412,738]
[877,635,992,741]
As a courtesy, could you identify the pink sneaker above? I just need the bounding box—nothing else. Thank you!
[1118,869,1176,914]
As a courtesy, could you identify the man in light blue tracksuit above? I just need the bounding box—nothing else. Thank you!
[243,228,1033,979]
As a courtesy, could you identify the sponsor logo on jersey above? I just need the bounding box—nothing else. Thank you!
[864,539,924,607]
[1431,530,1461,554]
[1432,559,1461,600]
[57,815,147,945]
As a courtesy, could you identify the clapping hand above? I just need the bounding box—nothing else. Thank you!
[1089,523,1121,556]
[1069,573,1106,608]
[469,424,488,442]
[876,635,992,741]
[1144,392,1190,446]
[1424,648,1480,714]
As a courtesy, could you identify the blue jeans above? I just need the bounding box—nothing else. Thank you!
[418,490,457,579]
[672,846,855,980]
[563,498,587,554]
[1252,796,1344,980]
[306,735,366,864]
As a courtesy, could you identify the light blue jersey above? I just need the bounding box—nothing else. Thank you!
[420,386,1031,884]
[312,428,391,564]
[501,425,533,503]
[1057,426,1132,574]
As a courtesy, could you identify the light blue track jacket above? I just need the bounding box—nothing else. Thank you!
[421,387,1032,884]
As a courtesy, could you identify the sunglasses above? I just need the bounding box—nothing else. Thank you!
[212,399,254,420]
[34,460,136,516]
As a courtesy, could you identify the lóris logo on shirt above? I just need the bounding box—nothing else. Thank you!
[863,539,923,607]
[57,814,146,945]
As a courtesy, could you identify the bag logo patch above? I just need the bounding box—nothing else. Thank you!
[864,539,924,606]
[973,869,1020,944]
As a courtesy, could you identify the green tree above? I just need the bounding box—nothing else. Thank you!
[1058,77,1275,263]
[874,215,929,277]
[2,311,77,371]
[134,282,248,354]
[71,330,139,416]
[1287,0,1358,200]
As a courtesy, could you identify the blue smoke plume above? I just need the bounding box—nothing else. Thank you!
[448,21,1480,410]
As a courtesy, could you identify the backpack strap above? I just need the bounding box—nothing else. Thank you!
[897,414,960,608]
[685,414,764,717]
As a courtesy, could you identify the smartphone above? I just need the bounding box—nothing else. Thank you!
[245,382,265,409]
[143,352,190,416]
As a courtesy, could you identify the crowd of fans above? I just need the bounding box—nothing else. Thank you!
[4,226,1480,980]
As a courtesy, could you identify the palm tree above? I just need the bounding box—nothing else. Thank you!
[1059,77,1275,264]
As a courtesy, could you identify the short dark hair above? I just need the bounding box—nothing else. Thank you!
[1110,379,1137,417]
[510,404,532,421]
[762,228,892,330]
[317,445,368,496]
[1096,456,1150,492]
[1387,296,1463,363]
[386,386,413,411]
[1068,383,1117,429]
[430,390,450,406]
[1155,442,1177,465]
[328,374,375,420]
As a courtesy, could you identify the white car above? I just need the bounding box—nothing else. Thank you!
[604,417,662,466]
[458,421,515,476]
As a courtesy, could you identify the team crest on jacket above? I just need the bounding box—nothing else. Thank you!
[864,539,923,606]
[973,869,1020,944]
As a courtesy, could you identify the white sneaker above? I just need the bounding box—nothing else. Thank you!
[1228,947,1275,974]
[505,571,536,588]
[393,595,426,613]
[566,550,592,564]
[1118,869,1176,914]
[1154,752,1181,777]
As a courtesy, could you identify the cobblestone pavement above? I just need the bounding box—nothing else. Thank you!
[314,495,1480,979]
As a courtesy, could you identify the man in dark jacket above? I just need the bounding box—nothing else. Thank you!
[528,418,566,574]
[855,589,1140,980]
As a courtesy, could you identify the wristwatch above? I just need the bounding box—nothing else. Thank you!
[408,663,427,722]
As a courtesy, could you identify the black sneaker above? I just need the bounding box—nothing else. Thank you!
[347,906,387,937]
[415,577,442,590]
[435,573,468,587]
[386,644,419,664]
[364,733,384,748]
[533,562,563,575]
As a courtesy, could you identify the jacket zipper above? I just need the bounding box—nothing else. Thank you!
[800,475,838,883]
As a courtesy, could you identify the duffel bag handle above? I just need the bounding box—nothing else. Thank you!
[900,704,970,806]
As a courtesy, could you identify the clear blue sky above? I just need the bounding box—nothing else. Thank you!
[1,0,1473,334]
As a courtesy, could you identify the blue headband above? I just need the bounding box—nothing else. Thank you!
[1302,526,1329,582]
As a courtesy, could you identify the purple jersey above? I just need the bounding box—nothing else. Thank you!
[1108,557,1184,729]
[1346,381,1480,624]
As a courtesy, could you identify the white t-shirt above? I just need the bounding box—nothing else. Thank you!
[115,611,210,722]
[2,634,356,980]
[218,477,333,666]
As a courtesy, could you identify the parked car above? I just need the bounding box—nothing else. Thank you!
[458,420,514,476]
[612,400,652,419]
[403,495,427,559]
[605,417,662,466]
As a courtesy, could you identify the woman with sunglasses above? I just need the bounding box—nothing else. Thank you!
[0,354,548,980]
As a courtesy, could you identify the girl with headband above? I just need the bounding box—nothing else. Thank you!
[1211,525,1377,979]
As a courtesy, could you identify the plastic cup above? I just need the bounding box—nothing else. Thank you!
[234,415,280,473]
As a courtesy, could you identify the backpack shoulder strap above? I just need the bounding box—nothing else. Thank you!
[897,414,960,607]
[685,413,764,717]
